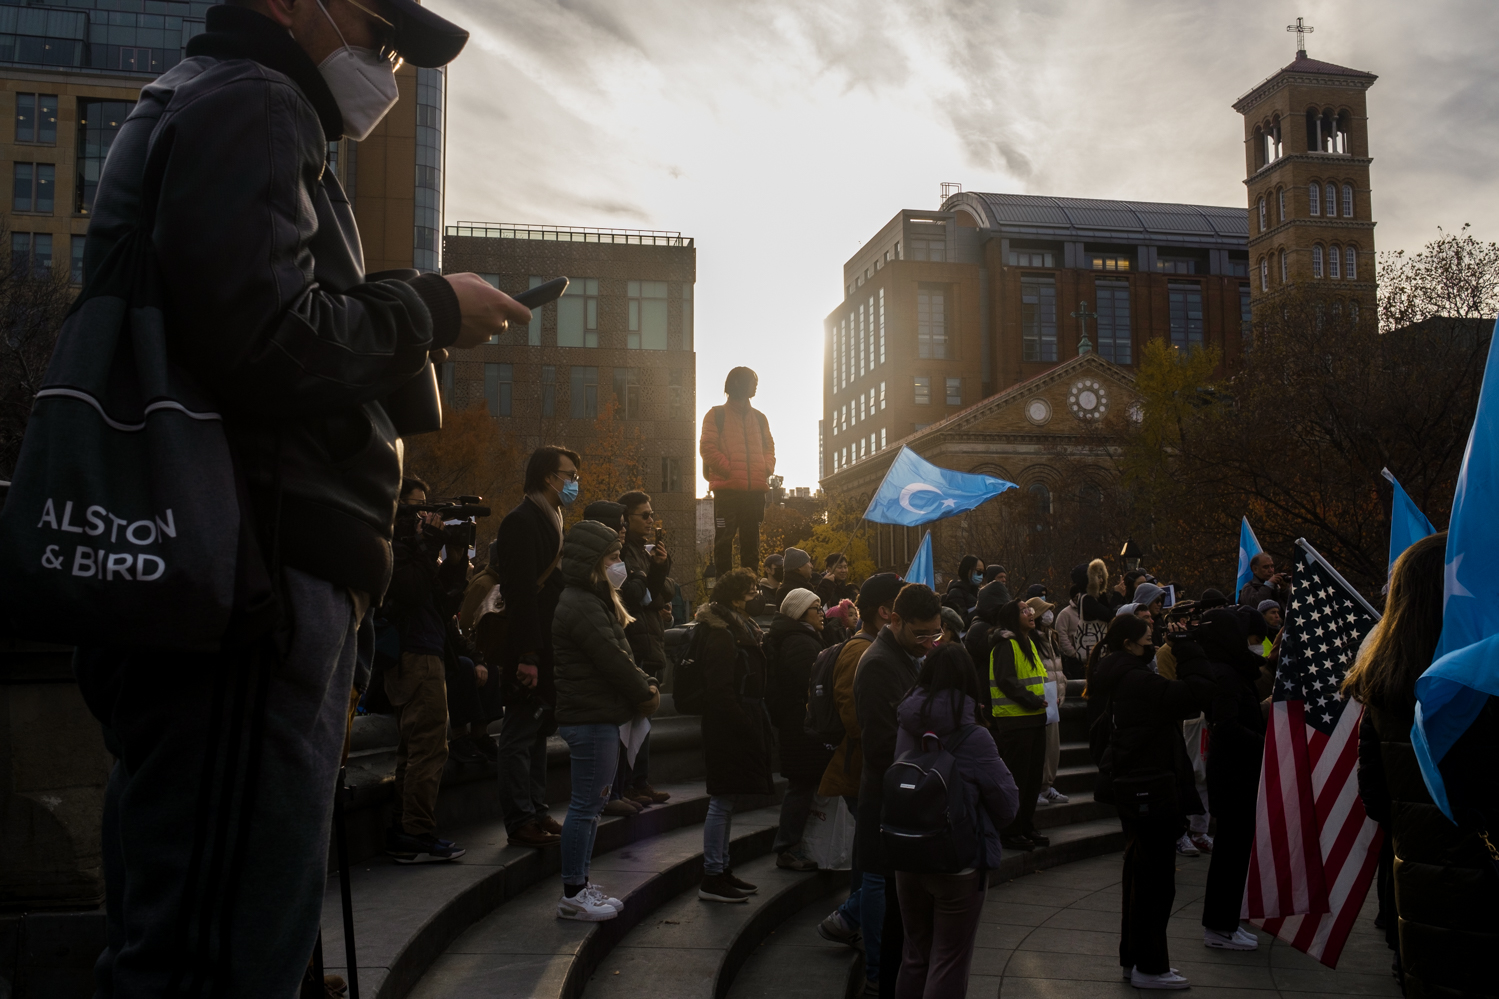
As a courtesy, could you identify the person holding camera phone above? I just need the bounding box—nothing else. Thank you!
[1238,552,1289,613]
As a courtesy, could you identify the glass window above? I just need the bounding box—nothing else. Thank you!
[917,284,947,359]
[484,362,512,417]
[1095,281,1131,364]
[1308,182,1320,216]
[880,381,886,409]
[1226,255,1249,277]
[413,67,444,273]
[541,365,556,417]
[326,139,340,176]
[911,238,945,262]
[1312,245,1324,278]
[1240,285,1252,335]
[1021,275,1057,362]
[558,278,599,348]
[1280,250,1288,284]
[14,94,57,144]
[524,275,542,345]
[12,162,31,212]
[627,280,667,350]
[612,367,640,419]
[1156,256,1197,274]
[1278,188,1286,222]
[1009,250,1054,267]
[77,100,134,216]
[668,369,685,420]
[1325,182,1337,218]
[1329,245,1341,279]
[880,427,886,449]
[1029,483,1051,531]
[660,456,682,494]
[858,393,865,423]
[945,377,961,406]
[1342,183,1354,219]
[1258,197,1266,232]
[10,232,28,275]
[15,93,33,142]
[1259,257,1268,291]
[1346,246,1357,280]
[914,376,930,405]
[1089,253,1130,271]
[878,287,886,364]
[70,233,84,284]
[1168,283,1203,349]
[682,284,693,351]
[569,366,598,418]
[10,232,51,277]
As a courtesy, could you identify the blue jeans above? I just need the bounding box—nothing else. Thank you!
[558,724,619,886]
[703,795,734,875]
[858,873,886,982]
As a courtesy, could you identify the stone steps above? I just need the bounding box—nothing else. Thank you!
[724,888,865,999]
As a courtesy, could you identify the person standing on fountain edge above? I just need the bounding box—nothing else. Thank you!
[701,367,775,575]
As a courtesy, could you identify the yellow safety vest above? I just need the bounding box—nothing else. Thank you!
[989,637,1048,718]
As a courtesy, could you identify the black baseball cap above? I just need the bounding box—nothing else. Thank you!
[381,0,469,68]
[857,572,905,615]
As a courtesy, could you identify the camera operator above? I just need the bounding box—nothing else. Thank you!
[383,478,470,862]
[1238,553,1289,613]
[616,491,674,805]
[494,446,580,847]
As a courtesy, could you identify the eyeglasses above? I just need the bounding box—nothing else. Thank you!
[340,0,403,66]
[910,629,943,642]
[551,469,579,483]
[631,510,656,521]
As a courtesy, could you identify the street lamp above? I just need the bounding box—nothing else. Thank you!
[1120,537,1143,573]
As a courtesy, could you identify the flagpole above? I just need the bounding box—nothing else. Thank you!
[1294,538,1382,621]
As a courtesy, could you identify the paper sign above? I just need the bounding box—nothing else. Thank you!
[619,716,651,768]
[1043,681,1060,725]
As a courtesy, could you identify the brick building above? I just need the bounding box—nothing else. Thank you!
[440,223,698,575]
[0,2,440,281]
[1234,41,1377,314]
[821,196,1251,479]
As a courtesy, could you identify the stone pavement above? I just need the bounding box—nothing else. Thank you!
[966,851,1399,998]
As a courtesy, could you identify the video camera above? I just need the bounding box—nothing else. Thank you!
[397,494,491,551]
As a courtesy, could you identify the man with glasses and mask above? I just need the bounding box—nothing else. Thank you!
[854,582,944,996]
[70,0,528,993]
[493,445,582,846]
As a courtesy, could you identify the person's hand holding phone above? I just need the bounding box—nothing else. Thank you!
[439,273,533,356]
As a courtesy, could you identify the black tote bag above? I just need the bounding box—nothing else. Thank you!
[0,224,266,652]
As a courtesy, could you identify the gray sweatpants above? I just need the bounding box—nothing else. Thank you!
[76,568,359,999]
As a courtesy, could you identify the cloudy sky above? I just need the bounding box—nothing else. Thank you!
[430,0,1499,491]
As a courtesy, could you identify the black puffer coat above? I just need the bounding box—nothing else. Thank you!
[1359,697,1499,999]
[1172,611,1266,809]
[1090,650,1204,822]
[765,614,834,782]
[696,603,775,797]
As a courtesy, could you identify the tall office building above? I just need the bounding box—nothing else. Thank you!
[0,1,440,281]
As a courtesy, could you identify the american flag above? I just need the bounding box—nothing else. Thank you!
[1242,540,1384,968]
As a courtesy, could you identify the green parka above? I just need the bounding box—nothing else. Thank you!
[552,520,655,726]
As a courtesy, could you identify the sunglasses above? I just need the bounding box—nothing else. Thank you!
[341,0,403,66]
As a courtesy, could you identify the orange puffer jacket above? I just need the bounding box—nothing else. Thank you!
[700,403,775,493]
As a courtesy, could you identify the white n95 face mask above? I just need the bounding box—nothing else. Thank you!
[315,0,399,141]
[605,561,629,590]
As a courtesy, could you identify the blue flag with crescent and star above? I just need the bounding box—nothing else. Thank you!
[863,447,1016,527]
[905,531,935,589]
[1413,319,1499,821]
[1236,517,1263,600]
[1381,467,1436,579]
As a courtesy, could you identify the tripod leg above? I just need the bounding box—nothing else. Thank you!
[335,767,360,999]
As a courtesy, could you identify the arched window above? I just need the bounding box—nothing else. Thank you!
[1260,257,1268,291]
[1028,483,1051,532]
[1309,182,1321,216]
[1336,110,1352,154]
[1258,197,1267,232]
[1269,115,1283,161]
[1350,301,1360,324]
[1312,244,1324,279]
[1345,245,1357,280]
[1306,107,1321,151]
[1280,249,1288,284]
[1329,245,1341,279]
[1321,109,1338,153]
[1277,187,1286,222]
[1325,182,1338,217]
[1342,183,1354,218]
[1253,126,1266,170]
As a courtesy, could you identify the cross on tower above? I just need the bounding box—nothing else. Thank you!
[1287,16,1314,56]
[1071,301,1097,356]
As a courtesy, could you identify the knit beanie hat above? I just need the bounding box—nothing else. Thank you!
[1257,599,1281,614]
[783,547,812,572]
[779,587,820,621]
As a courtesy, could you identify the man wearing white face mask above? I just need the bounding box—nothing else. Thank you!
[72,0,526,994]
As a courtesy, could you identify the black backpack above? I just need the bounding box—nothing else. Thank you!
[672,624,711,714]
[802,639,849,746]
[880,725,987,873]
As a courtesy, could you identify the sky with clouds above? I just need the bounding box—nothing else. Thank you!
[429,0,1499,491]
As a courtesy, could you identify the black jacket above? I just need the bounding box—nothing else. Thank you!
[385,513,468,655]
[764,614,834,782]
[1171,611,1265,808]
[495,496,565,703]
[1091,650,1204,820]
[619,536,670,676]
[854,625,922,874]
[85,6,460,598]
[942,579,981,624]
[695,603,775,797]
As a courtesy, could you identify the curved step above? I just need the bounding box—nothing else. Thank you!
[402,803,785,999]
[319,781,774,999]
[725,888,864,999]
[582,852,848,999]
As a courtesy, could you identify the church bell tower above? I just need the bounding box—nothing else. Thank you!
[1233,19,1378,315]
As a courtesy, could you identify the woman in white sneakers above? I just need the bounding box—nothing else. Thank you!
[551,520,661,921]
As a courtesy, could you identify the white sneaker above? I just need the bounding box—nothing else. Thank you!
[558,890,618,921]
[1131,967,1191,989]
[1037,793,1050,806]
[1175,834,1200,857]
[1204,926,1258,950]
[1044,787,1070,804]
[585,883,624,913]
